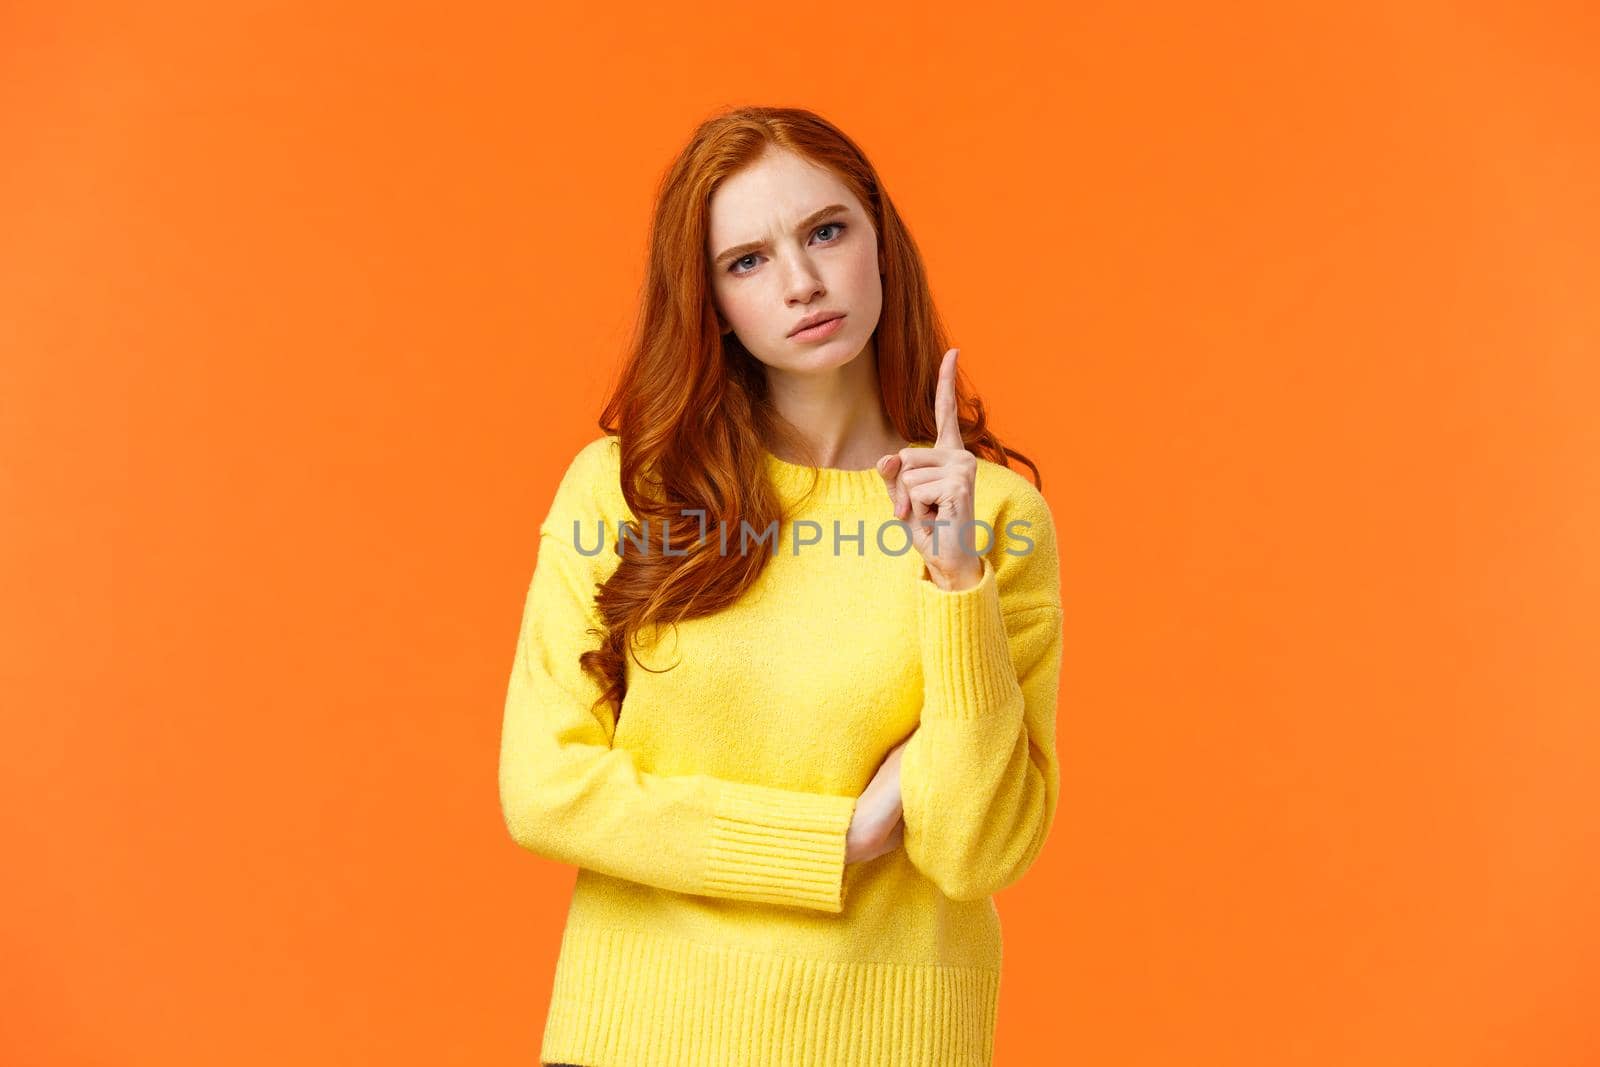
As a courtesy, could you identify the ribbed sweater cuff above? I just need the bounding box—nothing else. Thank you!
[704,781,857,912]
[917,556,1022,720]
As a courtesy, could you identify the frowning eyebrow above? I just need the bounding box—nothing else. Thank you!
[711,204,852,268]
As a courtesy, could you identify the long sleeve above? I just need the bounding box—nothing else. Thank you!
[898,488,1064,902]
[498,521,860,914]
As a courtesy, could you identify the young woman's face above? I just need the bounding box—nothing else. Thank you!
[705,147,884,374]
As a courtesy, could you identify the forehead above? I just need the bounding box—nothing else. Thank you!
[706,149,860,244]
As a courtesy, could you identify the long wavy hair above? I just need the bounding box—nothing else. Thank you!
[581,105,1041,723]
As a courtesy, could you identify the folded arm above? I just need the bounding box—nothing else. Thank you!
[498,529,859,913]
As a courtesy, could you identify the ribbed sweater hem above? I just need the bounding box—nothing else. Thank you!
[540,923,1000,1067]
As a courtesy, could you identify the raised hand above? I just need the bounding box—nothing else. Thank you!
[876,348,985,591]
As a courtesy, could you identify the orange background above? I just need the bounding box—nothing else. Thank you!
[4,3,1598,1064]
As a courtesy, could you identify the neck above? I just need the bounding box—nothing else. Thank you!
[763,337,905,469]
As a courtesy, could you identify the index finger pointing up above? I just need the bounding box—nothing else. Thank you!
[935,348,962,449]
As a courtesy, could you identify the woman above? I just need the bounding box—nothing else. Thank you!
[500,105,1064,1067]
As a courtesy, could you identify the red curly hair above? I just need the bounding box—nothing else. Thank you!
[582,105,1041,722]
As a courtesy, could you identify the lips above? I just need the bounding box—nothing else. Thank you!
[788,311,845,337]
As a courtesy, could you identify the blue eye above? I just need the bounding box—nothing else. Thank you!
[728,222,847,275]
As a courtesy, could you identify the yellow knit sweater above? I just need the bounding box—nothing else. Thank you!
[499,433,1063,1067]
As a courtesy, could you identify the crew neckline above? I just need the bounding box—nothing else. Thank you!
[760,441,931,507]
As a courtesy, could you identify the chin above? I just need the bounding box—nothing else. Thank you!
[752,328,869,374]
[797,337,865,370]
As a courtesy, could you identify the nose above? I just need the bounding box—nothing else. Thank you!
[780,250,826,306]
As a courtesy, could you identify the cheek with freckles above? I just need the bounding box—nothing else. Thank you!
[714,287,766,339]
[713,278,790,345]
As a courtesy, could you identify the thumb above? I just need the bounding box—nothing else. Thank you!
[877,454,904,515]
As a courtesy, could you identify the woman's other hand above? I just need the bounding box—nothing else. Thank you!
[876,348,984,592]
[846,736,911,864]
